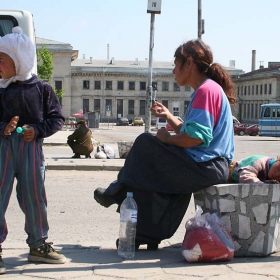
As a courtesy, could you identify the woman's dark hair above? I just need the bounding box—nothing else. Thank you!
[174,39,236,104]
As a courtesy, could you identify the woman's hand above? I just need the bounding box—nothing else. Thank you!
[151,101,170,118]
[4,116,19,136]
[22,125,35,142]
[156,127,171,143]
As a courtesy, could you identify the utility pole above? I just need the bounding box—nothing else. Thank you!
[145,0,162,133]
[198,0,205,39]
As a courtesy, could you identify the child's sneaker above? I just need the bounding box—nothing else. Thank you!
[28,242,66,264]
[0,256,6,274]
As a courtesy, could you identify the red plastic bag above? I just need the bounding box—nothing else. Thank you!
[182,206,234,262]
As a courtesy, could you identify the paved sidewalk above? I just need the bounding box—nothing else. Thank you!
[1,129,279,279]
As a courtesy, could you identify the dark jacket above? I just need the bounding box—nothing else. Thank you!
[0,75,65,139]
[67,125,93,155]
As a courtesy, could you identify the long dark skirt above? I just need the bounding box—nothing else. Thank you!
[105,133,229,244]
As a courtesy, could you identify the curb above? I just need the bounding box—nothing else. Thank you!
[45,165,122,171]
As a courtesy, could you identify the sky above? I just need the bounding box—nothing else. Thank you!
[1,0,280,73]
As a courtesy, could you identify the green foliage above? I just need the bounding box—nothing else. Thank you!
[37,45,65,98]
[37,45,53,83]
[55,88,65,98]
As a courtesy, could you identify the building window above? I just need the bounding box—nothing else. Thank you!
[173,107,179,116]
[185,86,191,91]
[174,82,180,91]
[260,84,263,94]
[256,85,258,95]
[248,86,250,95]
[94,99,100,111]
[129,81,135,90]
[128,100,134,115]
[162,100,168,108]
[269,84,272,94]
[244,86,246,95]
[117,81,124,90]
[105,99,112,113]
[140,100,145,115]
[140,81,146,91]
[94,81,101,90]
[83,80,89,89]
[83,99,89,113]
[264,84,267,94]
[162,82,169,91]
[117,99,123,118]
[243,103,246,119]
[55,80,62,91]
[251,104,253,118]
[152,82,157,90]
[106,81,112,90]
[252,85,254,95]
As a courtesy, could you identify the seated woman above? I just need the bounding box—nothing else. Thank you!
[67,120,93,158]
[94,39,236,249]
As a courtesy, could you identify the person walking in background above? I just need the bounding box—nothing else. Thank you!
[94,39,236,249]
[0,27,66,274]
[67,120,93,158]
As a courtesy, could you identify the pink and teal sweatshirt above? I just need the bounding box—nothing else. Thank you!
[180,79,234,163]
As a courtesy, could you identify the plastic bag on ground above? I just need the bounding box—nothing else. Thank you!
[103,144,115,159]
[182,205,234,262]
[94,145,107,159]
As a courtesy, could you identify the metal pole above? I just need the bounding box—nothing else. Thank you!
[198,0,202,39]
[145,13,155,133]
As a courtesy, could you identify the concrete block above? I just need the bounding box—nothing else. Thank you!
[193,183,280,257]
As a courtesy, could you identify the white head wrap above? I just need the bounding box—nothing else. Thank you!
[0,26,35,88]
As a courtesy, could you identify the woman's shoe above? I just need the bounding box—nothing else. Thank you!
[71,154,81,158]
[85,155,91,158]
[94,188,116,208]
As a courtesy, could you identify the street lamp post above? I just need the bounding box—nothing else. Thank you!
[198,0,205,39]
[102,68,107,122]
[145,0,162,133]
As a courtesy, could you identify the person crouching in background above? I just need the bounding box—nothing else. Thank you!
[67,120,93,158]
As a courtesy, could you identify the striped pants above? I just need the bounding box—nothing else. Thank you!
[0,132,48,248]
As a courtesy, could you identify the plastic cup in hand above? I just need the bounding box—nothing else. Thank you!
[16,127,28,134]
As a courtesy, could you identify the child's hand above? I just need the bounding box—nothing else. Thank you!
[22,126,35,142]
[4,116,19,136]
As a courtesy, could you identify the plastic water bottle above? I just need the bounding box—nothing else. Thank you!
[118,192,138,259]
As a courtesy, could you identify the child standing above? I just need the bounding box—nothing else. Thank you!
[228,155,280,184]
[0,27,66,274]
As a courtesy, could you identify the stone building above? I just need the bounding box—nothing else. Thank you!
[36,38,245,122]
[233,63,280,124]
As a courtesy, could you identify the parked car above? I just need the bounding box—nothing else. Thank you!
[234,124,246,136]
[156,116,183,130]
[245,124,259,136]
[117,117,129,126]
[234,123,251,136]
[165,117,184,131]
[132,117,144,126]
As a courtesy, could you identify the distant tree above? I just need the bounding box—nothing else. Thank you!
[37,45,53,83]
[37,45,65,98]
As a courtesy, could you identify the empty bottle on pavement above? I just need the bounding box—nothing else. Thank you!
[118,192,138,258]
